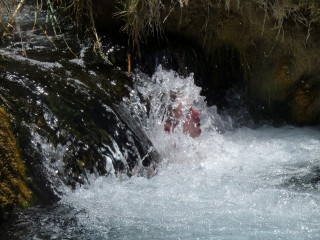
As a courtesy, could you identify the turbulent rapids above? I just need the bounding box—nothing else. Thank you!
[1,5,320,240]
[62,68,320,240]
[3,64,320,239]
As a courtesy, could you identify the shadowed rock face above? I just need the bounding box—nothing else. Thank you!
[160,0,320,124]
[0,107,32,221]
[94,0,320,124]
[290,81,320,125]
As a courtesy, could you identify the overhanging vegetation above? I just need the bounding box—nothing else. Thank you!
[1,1,320,51]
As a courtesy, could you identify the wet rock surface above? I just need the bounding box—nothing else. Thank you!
[0,55,159,188]
[0,11,161,220]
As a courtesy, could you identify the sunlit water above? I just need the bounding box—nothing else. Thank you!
[1,7,320,239]
[58,67,320,239]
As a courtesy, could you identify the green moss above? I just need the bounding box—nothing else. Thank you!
[0,106,33,220]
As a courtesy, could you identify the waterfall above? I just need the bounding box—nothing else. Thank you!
[1,5,320,240]
[59,66,320,240]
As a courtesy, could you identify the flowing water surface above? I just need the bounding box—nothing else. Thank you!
[4,57,320,240]
[59,67,320,240]
[1,7,320,240]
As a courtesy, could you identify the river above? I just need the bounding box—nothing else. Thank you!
[1,5,320,240]
[60,67,320,240]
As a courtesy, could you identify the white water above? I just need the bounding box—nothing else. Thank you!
[62,67,320,239]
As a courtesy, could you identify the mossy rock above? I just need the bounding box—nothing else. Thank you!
[0,106,32,221]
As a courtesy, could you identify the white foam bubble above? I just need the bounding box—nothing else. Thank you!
[61,67,320,239]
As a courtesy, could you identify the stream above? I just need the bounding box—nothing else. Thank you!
[1,5,320,240]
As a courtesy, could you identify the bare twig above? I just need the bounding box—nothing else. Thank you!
[2,0,25,37]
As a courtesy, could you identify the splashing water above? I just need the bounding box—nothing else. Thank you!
[1,6,319,238]
[58,66,320,239]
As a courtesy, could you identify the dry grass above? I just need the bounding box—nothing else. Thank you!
[115,0,320,47]
[0,0,111,63]
[49,0,111,62]
[115,0,164,53]
[252,0,320,43]
[0,0,26,37]
[1,1,320,54]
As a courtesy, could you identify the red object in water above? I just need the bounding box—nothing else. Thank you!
[164,103,201,138]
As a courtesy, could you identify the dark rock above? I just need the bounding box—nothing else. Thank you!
[94,0,320,124]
